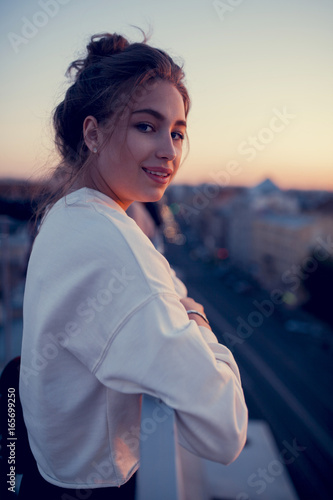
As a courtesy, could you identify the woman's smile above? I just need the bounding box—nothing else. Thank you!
[141,165,173,184]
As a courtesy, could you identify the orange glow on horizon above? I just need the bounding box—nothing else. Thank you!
[1,159,332,193]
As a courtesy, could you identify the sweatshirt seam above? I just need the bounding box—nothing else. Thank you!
[92,291,180,374]
[37,466,130,488]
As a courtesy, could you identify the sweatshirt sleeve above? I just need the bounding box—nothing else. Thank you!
[93,292,248,465]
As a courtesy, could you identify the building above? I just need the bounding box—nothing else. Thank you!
[252,213,321,296]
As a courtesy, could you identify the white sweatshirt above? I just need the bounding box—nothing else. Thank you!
[19,188,248,489]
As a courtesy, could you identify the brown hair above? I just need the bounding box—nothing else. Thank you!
[36,31,190,222]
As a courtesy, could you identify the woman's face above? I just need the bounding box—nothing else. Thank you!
[85,80,187,210]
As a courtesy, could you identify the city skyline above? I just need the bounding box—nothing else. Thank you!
[1,0,332,191]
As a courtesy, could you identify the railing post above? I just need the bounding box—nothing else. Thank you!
[135,394,185,500]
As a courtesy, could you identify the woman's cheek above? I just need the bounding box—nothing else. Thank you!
[127,132,150,158]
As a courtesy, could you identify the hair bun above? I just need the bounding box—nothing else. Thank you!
[87,33,129,58]
[67,33,130,79]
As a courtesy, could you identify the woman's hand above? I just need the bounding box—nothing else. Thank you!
[180,297,211,330]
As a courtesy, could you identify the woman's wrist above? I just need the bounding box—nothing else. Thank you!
[186,309,210,326]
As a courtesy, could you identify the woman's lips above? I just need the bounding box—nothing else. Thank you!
[142,167,171,184]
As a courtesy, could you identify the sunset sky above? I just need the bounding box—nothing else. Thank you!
[1,0,332,190]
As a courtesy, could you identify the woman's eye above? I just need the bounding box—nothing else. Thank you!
[172,131,185,141]
[136,123,154,133]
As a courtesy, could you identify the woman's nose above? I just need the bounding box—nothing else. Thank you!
[156,134,177,161]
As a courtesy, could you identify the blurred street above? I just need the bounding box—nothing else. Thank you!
[164,239,333,500]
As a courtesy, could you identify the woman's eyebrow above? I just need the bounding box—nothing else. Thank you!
[132,108,186,127]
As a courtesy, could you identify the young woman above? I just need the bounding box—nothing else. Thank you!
[19,32,248,499]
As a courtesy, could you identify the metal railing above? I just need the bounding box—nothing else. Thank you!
[135,394,185,500]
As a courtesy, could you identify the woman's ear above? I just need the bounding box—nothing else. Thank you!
[83,116,100,153]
